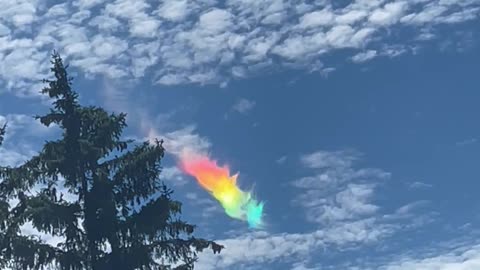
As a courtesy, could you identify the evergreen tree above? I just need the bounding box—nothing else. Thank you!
[0,124,5,146]
[0,52,223,270]
[0,123,7,267]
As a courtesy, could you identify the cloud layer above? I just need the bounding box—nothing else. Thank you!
[194,150,430,269]
[1,0,479,95]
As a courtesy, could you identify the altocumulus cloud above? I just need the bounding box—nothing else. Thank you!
[0,0,479,95]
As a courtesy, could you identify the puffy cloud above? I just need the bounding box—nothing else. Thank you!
[0,0,39,28]
[352,50,378,63]
[1,0,479,95]
[198,9,233,34]
[299,9,335,28]
[157,0,190,22]
[369,1,408,26]
[73,0,106,9]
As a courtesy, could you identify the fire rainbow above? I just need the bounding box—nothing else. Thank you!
[179,155,264,228]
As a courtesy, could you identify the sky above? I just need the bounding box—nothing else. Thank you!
[1,0,480,269]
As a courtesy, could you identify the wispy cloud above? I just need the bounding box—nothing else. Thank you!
[101,77,212,160]
[276,155,287,164]
[456,138,478,146]
[232,98,256,114]
[409,181,433,189]
[161,166,189,187]
[294,150,390,225]
[300,150,361,170]
[395,200,430,216]
[352,50,378,63]
[196,218,395,270]
[357,240,480,270]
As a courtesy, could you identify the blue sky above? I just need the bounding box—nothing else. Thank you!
[1,0,480,269]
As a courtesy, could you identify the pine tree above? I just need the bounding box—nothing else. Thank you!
[0,124,5,146]
[0,52,223,270]
[0,123,8,267]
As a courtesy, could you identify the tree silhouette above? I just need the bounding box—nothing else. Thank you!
[0,52,223,270]
[0,124,5,146]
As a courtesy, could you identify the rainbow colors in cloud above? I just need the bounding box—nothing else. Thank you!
[179,155,264,228]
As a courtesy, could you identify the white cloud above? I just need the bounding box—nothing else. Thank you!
[271,32,328,60]
[199,9,233,34]
[202,149,434,270]
[456,138,478,146]
[90,35,128,59]
[395,200,429,215]
[293,150,425,244]
[0,114,53,166]
[44,4,69,18]
[261,11,284,25]
[0,0,39,28]
[135,109,212,160]
[0,23,10,36]
[409,181,433,189]
[299,9,335,28]
[157,0,190,22]
[161,166,188,186]
[276,156,287,164]
[293,166,388,224]
[351,27,377,47]
[0,41,50,95]
[158,125,212,158]
[232,98,256,114]
[402,9,441,25]
[0,147,35,167]
[369,243,480,270]
[0,114,58,167]
[104,0,149,20]
[244,34,280,62]
[336,9,368,25]
[196,218,395,269]
[73,0,106,9]
[0,0,478,95]
[352,50,378,63]
[369,1,408,26]
[100,78,213,161]
[0,114,55,140]
[20,222,64,247]
[88,14,122,32]
[300,150,360,169]
[190,149,428,269]
[319,184,379,222]
[326,25,356,48]
[128,17,160,38]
